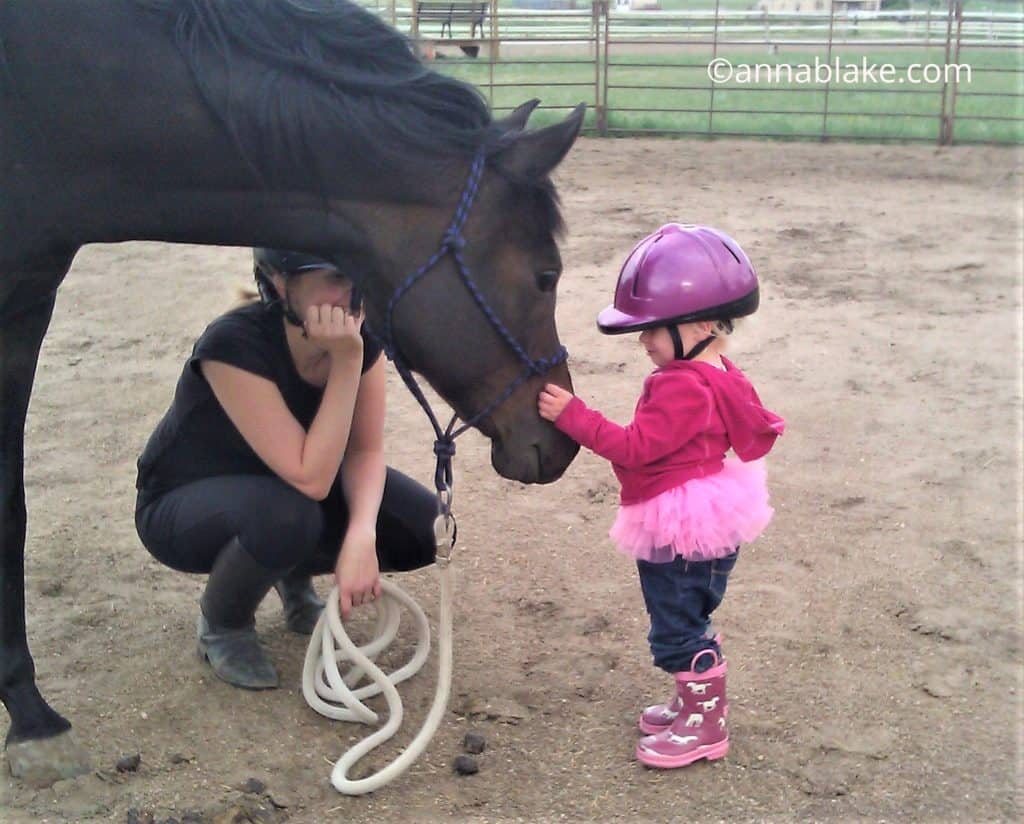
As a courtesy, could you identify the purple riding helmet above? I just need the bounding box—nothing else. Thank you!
[597,224,759,360]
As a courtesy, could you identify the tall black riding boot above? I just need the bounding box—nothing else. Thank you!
[197,537,280,690]
[274,572,325,635]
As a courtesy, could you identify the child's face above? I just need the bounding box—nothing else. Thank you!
[638,327,675,367]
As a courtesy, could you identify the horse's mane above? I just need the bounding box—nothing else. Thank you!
[135,0,505,185]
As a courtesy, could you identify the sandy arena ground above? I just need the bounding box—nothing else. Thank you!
[1,137,1022,823]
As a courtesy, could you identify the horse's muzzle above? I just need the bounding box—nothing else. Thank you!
[490,427,579,484]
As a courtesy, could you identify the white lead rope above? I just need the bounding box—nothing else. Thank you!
[301,556,454,795]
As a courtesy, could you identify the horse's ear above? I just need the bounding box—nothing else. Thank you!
[494,99,541,134]
[493,103,586,180]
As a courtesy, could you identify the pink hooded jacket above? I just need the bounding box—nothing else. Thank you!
[554,357,784,505]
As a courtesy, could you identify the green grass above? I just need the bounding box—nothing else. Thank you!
[435,45,1023,142]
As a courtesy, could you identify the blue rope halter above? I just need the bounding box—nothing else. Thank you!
[370,147,569,514]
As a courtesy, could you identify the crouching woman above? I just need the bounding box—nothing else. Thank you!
[135,249,438,689]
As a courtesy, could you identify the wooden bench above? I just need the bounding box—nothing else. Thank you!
[415,1,488,40]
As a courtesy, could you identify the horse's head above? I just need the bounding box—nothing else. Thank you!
[357,104,585,485]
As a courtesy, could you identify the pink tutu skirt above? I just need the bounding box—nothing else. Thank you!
[610,459,774,563]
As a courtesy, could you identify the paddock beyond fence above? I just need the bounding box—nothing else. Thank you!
[364,1,1023,144]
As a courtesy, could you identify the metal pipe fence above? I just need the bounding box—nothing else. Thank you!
[364,1,1024,145]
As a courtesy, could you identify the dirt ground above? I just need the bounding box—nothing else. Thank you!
[1,137,1021,823]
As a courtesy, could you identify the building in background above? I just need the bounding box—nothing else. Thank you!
[756,0,882,12]
[613,0,663,10]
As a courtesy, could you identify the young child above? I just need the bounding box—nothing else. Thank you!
[538,224,784,769]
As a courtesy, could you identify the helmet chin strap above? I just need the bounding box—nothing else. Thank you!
[280,282,307,331]
[667,325,715,361]
[255,268,306,330]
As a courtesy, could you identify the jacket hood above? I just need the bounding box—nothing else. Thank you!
[660,358,784,461]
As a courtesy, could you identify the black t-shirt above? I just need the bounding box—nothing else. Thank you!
[136,303,382,507]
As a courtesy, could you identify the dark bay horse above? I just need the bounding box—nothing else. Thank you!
[1,0,581,785]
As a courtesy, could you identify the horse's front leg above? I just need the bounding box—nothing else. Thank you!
[1,281,90,786]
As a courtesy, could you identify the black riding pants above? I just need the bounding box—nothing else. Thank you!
[135,468,438,575]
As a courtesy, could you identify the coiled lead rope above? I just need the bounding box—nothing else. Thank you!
[302,516,455,795]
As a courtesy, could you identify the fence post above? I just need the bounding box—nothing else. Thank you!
[821,1,836,141]
[946,0,966,145]
[598,1,609,136]
[938,0,958,145]
[489,0,499,61]
[708,0,722,136]
[487,2,495,107]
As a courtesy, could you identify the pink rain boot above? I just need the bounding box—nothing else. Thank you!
[637,634,722,735]
[636,649,729,769]
[638,693,684,735]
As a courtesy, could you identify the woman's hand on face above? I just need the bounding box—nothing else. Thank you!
[304,304,364,360]
[334,525,381,620]
[538,383,574,421]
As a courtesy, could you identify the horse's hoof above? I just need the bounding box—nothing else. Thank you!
[5,730,91,787]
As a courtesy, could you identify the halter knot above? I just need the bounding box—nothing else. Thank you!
[441,230,465,252]
[432,439,457,460]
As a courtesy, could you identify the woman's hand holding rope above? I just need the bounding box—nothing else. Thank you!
[335,525,382,619]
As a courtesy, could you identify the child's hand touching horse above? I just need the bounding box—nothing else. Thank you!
[538,383,574,422]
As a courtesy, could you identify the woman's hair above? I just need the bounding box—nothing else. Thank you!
[233,285,261,309]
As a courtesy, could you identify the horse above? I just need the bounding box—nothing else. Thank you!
[0,0,582,786]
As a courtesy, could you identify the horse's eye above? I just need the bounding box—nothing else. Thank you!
[536,269,560,292]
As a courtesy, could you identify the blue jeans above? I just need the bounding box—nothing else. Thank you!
[636,550,739,674]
